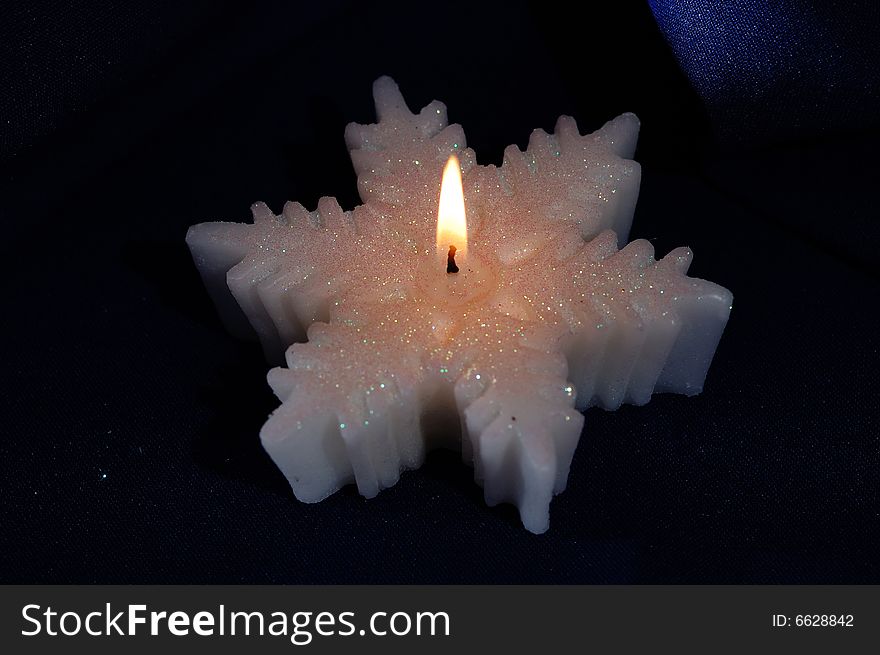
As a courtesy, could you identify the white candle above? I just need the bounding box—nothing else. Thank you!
[187,76,732,533]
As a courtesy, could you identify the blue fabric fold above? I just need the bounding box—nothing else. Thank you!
[649,0,880,143]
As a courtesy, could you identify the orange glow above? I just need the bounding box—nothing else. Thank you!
[436,154,467,259]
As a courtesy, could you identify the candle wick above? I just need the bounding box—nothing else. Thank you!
[446,245,459,274]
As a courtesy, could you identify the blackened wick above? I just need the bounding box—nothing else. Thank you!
[447,245,459,274]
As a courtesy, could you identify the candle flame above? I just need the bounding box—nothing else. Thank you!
[436,154,467,259]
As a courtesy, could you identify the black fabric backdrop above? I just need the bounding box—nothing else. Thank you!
[1,0,878,583]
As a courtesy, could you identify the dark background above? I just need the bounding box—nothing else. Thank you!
[1,0,878,583]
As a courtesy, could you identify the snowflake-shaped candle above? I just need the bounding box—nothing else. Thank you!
[187,77,732,533]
